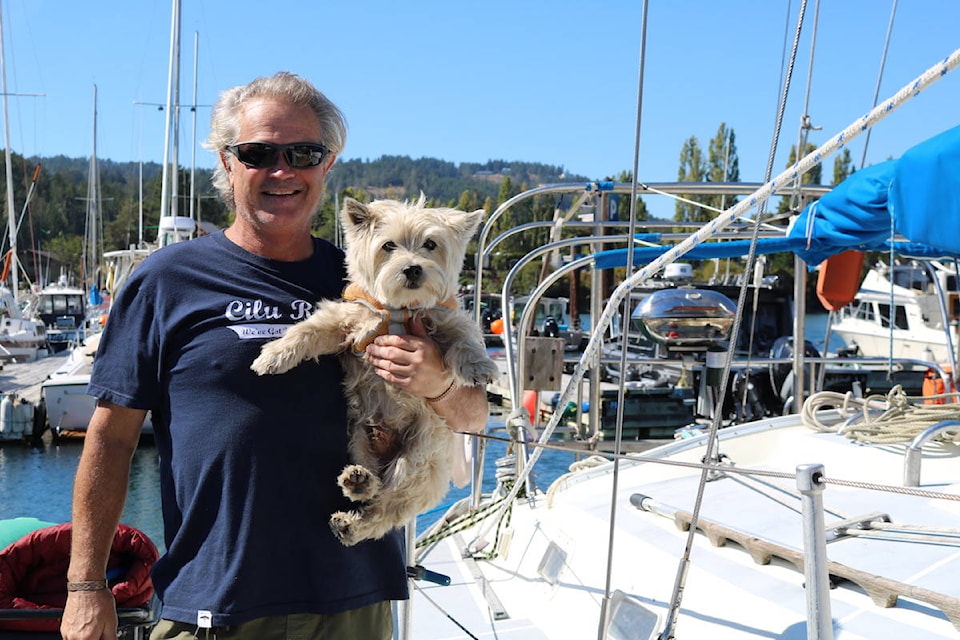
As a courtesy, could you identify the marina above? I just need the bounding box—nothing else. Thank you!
[0,2,958,639]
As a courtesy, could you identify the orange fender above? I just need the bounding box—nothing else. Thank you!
[816,250,864,311]
[523,389,539,422]
[0,250,11,284]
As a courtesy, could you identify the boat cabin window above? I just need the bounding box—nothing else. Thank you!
[878,303,909,330]
[852,300,874,321]
[892,266,930,292]
[39,294,84,315]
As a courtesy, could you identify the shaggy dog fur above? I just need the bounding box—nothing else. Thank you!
[251,195,499,545]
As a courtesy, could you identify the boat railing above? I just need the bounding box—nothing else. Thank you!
[475,298,956,508]
[904,419,960,487]
[920,260,959,376]
[0,605,155,639]
[467,180,954,510]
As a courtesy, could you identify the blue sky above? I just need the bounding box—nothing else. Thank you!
[2,0,959,202]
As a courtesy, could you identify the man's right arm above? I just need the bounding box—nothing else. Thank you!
[60,401,146,640]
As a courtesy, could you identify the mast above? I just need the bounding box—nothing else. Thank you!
[83,85,102,291]
[0,0,17,300]
[158,0,181,246]
[189,31,198,224]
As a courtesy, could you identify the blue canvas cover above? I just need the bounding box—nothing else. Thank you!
[593,125,960,271]
[788,161,896,265]
[890,125,960,255]
[789,124,960,264]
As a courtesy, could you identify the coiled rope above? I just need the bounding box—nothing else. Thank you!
[801,384,960,444]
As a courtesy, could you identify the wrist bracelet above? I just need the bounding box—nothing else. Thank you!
[66,580,108,592]
[426,379,457,404]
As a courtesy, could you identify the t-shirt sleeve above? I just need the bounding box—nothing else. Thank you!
[86,267,162,410]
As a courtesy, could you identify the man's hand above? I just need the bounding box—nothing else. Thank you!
[364,315,451,399]
[60,590,118,640]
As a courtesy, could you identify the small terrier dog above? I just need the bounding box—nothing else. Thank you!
[251,195,499,545]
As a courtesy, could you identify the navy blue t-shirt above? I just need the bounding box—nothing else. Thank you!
[88,231,407,626]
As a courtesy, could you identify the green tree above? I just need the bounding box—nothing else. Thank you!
[776,143,823,215]
[675,136,708,222]
[610,171,649,222]
[705,123,739,214]
[832,148,855,185]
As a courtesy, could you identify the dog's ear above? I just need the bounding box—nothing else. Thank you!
[461,208,485,239]
[341,198,376,233]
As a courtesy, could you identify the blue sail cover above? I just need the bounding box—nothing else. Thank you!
[593,125,960,270]
[790,124,960,264]
[890,124,960,254]
[787,161,896,265]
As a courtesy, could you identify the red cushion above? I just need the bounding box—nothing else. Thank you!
[0,522,159,631]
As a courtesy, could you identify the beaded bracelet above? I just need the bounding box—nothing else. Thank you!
[66,580,108,592]
[426,379,457,404]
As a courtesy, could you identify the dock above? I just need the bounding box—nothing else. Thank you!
[0,351,70,404]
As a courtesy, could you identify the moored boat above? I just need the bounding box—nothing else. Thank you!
[830,260,960,364]
[0,285,47,364]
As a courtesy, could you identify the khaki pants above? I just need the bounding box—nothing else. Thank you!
[149,602,393,640]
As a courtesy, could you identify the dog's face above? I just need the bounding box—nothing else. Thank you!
[340,195,483,307]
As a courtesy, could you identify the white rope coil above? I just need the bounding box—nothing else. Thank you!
[802,384,960,444]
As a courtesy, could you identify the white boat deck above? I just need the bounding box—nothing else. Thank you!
[407,417,960,639]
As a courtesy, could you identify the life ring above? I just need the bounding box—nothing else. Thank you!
[816,250,864,311]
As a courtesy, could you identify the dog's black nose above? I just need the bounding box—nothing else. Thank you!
[404,265,423,285]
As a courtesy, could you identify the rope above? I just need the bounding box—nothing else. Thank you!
[545,455,610,507]
[801,384,960,443]
[416,492,513,550]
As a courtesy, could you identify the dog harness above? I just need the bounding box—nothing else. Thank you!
[341,283,458,354]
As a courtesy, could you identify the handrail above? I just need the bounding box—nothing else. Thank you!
[904,419,960,487]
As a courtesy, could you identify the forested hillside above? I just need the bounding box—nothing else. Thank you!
[3,153,584,289]
[2,125,851,301]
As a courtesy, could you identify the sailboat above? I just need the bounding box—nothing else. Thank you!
[399,25,960,640]
[34,86,107,354]
[0,4,46,364]
[41,0,195,437]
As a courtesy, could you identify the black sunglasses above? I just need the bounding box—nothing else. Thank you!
[226,141,330,169]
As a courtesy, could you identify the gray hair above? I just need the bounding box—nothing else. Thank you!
[206,71,347,210]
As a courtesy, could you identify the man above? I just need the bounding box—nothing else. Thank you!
[60,71,488,640]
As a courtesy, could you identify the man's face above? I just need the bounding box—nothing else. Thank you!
[222,97,335,237]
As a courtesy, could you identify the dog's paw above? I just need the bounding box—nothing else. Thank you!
[458,357,501,387]
[338,464,381,501]
[329,510,362,546]
[250,340,300,375]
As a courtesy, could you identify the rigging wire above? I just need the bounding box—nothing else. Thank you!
[659,2,811,638]
[861,0,900,170]
[597,1,649,638]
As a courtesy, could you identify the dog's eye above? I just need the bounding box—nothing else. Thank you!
[423,239,437,251]
[382,241,397,252]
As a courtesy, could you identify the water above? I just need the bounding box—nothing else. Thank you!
[804,312,848,355]
[0,415,578,549]
[0,442,165,550]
